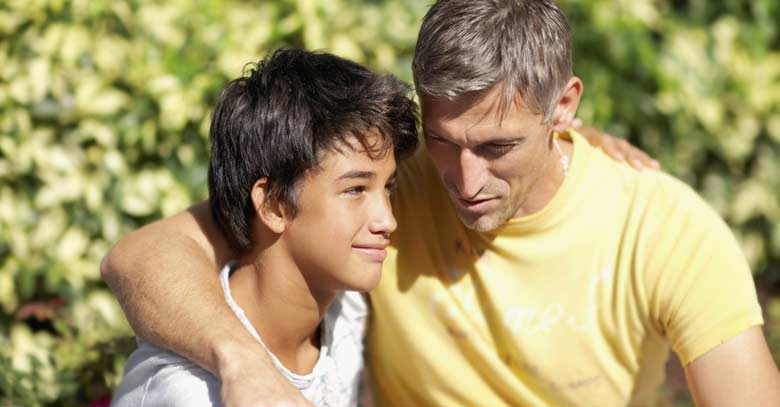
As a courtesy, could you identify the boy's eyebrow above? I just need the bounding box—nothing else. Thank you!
[337,170,376,181]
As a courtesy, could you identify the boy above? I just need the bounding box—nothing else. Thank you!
[111,48,418,406]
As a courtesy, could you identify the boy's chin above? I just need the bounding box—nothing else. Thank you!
[341,266,382,293]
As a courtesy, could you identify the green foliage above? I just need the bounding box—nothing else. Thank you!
[0,0,778,403]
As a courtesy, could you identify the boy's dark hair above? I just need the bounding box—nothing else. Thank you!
[208,48,419,252]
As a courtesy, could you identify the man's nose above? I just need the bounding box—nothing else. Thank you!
[454,148,487,199]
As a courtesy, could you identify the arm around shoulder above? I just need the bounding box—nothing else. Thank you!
[102,202,312,406]
[100,202,232,371]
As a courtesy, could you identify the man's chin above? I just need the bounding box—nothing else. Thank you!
[455,209,504,233]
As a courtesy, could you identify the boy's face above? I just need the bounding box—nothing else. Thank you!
[283,130,397,295]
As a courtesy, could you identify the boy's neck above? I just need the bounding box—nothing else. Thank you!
[228,242,335,375]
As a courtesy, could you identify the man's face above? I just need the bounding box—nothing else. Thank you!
[422,87,562,232]
[283,131,398,295]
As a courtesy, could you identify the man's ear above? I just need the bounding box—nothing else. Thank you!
[551,76,583,132]
[250,178,287,234]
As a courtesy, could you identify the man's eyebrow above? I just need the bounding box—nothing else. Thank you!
[424,127,525,144]
[483,136,526,144]
[337,170,376,181]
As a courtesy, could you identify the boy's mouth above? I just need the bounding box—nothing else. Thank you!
[352,244,388,262]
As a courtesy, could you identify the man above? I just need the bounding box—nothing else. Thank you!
[103,0,780,405]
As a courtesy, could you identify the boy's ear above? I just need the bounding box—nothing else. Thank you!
[250,178,287,234]
[551,76,583,132]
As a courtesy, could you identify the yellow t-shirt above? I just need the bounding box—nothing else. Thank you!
[369,130,763,406]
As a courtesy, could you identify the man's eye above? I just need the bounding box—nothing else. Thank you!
[483,143,515,155]
[492,143,515,150]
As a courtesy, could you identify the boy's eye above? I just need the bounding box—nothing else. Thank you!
[344,186,366,195]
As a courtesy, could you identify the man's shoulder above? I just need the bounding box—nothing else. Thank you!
[579,140,729,239]
[610,164,742,265]
[579,138,710,216]
[633,169,718,219]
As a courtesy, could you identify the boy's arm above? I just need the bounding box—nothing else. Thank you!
[684,326,780,406]
[101,201,311,406]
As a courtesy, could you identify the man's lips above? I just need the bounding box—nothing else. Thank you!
[352,244,388,262]
[457,196,497,211]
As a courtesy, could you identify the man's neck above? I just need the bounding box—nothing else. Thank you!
[229,243,333,375]
[513,136,573,218]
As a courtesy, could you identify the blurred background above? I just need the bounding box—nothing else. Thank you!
[1,0,778,404]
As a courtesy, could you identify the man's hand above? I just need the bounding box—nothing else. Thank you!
[684,326,780,406]
[573,119,660,170]
[217,340,314,407]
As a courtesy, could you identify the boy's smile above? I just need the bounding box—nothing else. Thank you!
[351,244,389,263]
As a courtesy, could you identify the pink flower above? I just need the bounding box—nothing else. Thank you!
[86,395,111,407]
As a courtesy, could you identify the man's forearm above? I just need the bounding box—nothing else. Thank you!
[100,222,264,376]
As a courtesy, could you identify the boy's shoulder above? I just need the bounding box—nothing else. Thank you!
[111,341,221,407]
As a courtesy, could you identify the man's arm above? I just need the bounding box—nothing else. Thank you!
[634,172,779,405]
[101,201,311,406]
[684,326,780,406]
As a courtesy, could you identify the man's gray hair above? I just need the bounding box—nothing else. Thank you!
[412,0,572,122]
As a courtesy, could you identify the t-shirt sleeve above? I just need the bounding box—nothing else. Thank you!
[640,174,764,366]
